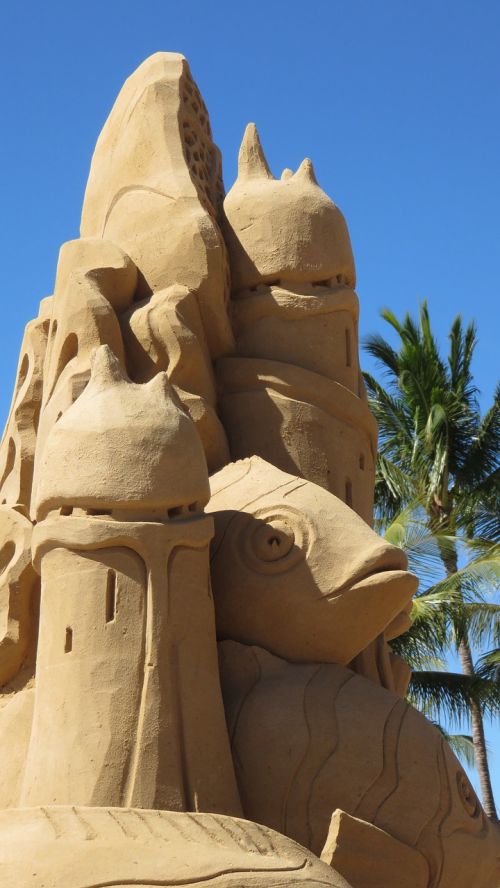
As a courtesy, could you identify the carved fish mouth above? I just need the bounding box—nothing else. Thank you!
[348,567,418,596]
[325,568,418,602]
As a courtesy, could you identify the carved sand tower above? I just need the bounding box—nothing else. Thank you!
[0,52,498,888]
[220,124,376,523]
[23,345,240,814]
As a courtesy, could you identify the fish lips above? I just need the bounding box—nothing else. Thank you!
[347,567,418,598]
[325,567,418,602]
[321,568,418,663]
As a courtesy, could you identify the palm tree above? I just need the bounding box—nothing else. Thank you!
[364,303,500,820]
[383,507,500,769]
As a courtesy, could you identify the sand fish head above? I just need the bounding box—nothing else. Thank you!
[208,457,417,664]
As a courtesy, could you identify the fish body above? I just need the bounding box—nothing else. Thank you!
[219,641,500,888]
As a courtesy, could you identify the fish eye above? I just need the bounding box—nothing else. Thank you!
[456,772,480,818]
[239,506,309,575]
[252,519,295,562]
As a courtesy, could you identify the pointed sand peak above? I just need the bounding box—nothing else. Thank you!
[294,158,318,184]
[145,368,175,400]
[90,344,128,389]
[238,123,274,181]
[281,168,293,181]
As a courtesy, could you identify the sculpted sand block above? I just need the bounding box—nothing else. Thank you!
[218,126,375,522]
[208,456,416,666]
[0,51,498,888]
[219,641,500,888]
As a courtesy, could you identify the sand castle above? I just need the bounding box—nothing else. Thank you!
[0,52,498,888]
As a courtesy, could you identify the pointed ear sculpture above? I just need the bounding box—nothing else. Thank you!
[237,124,274,181]
[294,157,318,183]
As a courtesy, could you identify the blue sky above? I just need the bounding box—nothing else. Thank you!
[1,1,499,802]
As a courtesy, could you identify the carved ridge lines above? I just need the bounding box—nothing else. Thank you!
[305,669,356,850]
[282,664,322,839]
[371,704,409,823]
[106,808,132,837]
[230,647,262,761]
[73,859,314,888]
[71,806,98,841]
[350,696,400,821]
[415,739,453,888]
[211,476,299,563]
[353,699,407,825]
[39,806,63,839]
[185,811,227,846]
[224,815,269,854]
[103,185,176,233]
[122,552,150,808]
[133,808,169,840]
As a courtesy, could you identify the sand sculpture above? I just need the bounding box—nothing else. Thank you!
[0,52,498,888]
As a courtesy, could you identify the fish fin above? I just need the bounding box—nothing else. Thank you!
[321,809,429,888]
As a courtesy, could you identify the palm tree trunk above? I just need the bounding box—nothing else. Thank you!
[440,544,498,821]
[458,639,498,821]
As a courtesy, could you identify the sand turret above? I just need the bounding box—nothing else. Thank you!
[223,124,355,291]
[34,345,210,520]
[22,346,240,815]
[218,125,376,522]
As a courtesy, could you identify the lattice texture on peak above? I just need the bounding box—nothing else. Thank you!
[180,73,224,221]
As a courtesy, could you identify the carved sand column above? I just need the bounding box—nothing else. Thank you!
[21,346,241,816]
[220,124,376,524]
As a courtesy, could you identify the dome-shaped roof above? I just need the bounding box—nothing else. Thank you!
[34,345,210,519]
[223,124,355,293]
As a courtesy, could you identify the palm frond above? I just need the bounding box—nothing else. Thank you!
[374,457,417,523]
[408,670,500,727]
[476,648,500,682]
[456,386,500,489]
[432,722,476,768]
[428,545,500,605]
[363,334,400,378]
[463,604,500,650]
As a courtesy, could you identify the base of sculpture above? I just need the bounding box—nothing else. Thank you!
[0,806,350,888]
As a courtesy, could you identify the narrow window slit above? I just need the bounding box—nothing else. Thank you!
[168,505,183,518]
[345,328,352,368]
[64,626,73,653]
[106,571,117,623]
[359,454,365,470]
